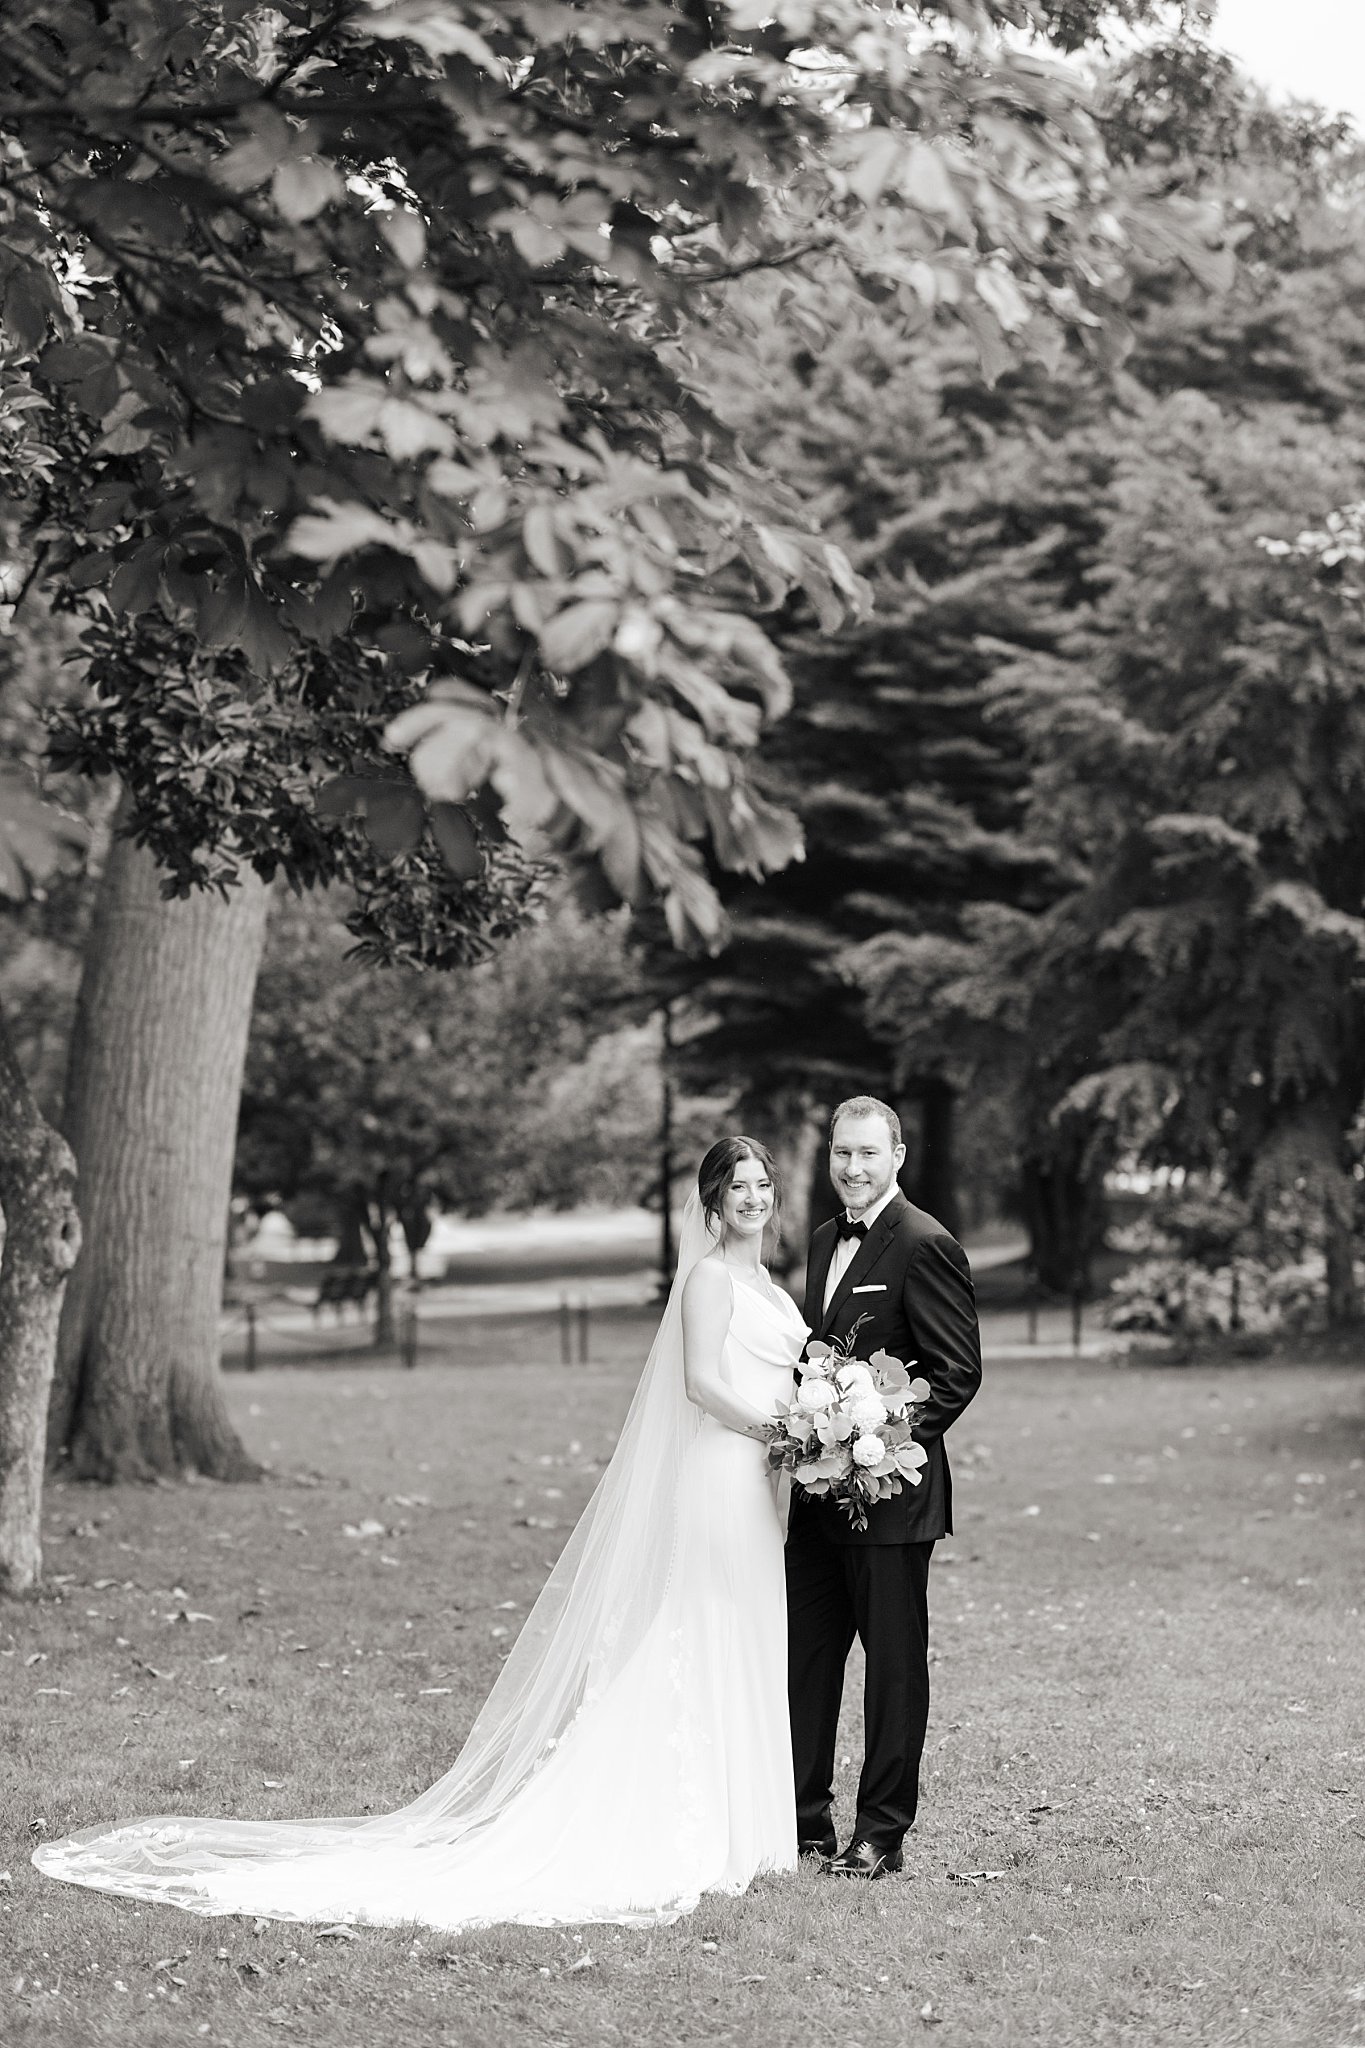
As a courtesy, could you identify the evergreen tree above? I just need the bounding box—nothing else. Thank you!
[859,52,1365,1307]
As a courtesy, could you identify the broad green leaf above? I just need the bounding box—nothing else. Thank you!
[272,158,344,224]
[539,599,618,673]
[429,801,482,880]
[363,784,425,859]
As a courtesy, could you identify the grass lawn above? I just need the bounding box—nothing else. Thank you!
[4,1347,1365,2047]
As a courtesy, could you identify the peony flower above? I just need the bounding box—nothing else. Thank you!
[796,1379,837,1414]
[847,1394,888,1430]
[852,1433,886,1467]
[836,1362,875,1394]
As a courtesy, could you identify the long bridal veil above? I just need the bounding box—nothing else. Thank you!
[35,1194,721,1917]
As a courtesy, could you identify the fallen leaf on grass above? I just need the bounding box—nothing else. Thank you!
[946,1869,1005,1887]
[317,1924,359,1941]
[263,1778,285,1789]
[920,2001,941,2025]
[35,1687,72,1696]
[343,1520,386,1540]
[738,1973,767,1984]
[419,1687,452,1696]
[566,1952,595,1973]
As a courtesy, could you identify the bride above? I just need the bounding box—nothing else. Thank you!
[34,1136,809,1932]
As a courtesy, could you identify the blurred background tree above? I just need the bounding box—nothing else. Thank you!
[236,894,669,1342]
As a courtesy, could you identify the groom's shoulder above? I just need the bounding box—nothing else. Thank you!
[890,1195,965,1257]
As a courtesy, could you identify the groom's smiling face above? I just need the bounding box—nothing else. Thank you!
[829,1112,905,1218]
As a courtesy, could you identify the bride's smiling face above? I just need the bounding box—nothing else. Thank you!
[719,1156,775,1244]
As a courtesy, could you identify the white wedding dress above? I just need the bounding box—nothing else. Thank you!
[35,1208,807,1933]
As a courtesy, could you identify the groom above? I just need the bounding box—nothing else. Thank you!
[787,1095,983,1879]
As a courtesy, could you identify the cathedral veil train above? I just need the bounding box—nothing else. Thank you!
[34,1156,807,1932]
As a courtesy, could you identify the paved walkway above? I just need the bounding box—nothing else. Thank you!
[221,1262,1120,1368]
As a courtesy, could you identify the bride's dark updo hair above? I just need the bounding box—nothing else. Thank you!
[696,1135,781,1241]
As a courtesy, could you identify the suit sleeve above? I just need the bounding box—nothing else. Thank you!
[903,1234,982,1443]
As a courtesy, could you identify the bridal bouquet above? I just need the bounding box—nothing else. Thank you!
[765,1320,931,1531]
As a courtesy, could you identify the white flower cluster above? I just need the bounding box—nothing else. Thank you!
[769,1334,931,1527]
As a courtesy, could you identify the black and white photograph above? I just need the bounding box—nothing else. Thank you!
[1,0,1363,2042]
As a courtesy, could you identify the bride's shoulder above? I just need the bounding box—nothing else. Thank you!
[682,1254,732,1308]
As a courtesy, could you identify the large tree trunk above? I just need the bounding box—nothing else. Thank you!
[1258,1104,1360,1329]
[369,1188,395,1348]
[49,813,270,1480]
[1324,1186,1359,1328]
[912,1076,961,1237]
[751,1090,825,1276]
[1021,1152,1105,1297]
[0,996,81,1594]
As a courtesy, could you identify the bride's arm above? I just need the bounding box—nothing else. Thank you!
[681,1263,775,1440]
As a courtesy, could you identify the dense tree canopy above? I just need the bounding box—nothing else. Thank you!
[852,55,1365,1305]
[1,0,1225,954]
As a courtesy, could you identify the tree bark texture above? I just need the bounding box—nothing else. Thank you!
[912,1077,961,1238]
[368,1188,395,1348]
[0,994,81,1594]
[1021,1153,1106,1297]
[757,1091,826,1275]
[1323,1184,1360,1328]
[49,813,270,1480]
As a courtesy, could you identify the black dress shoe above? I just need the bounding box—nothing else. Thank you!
[798,1837,836,1862]
[828,1838,904,1879]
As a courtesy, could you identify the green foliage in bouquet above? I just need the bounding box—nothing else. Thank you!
[766,1318,930,1532]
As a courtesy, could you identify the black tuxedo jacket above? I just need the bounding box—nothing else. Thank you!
[795,1191,983,1546]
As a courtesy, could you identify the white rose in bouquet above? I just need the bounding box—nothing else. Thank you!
[796,1379,837,1415]
[762,1318,929,1531]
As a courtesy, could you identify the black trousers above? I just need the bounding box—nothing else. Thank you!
[786,1517,935,1852]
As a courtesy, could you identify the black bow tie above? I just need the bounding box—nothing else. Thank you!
[836,1216,868,1242]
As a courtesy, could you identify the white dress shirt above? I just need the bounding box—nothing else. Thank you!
[822,1183,900,1313]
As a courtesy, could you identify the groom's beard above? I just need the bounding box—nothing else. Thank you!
[834,1169,894,1217]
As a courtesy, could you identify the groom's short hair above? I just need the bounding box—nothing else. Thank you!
[829,1096,902,1147]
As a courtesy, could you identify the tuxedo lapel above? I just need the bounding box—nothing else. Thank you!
[805,1221,838,1330]
[820,1192,907,1336]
